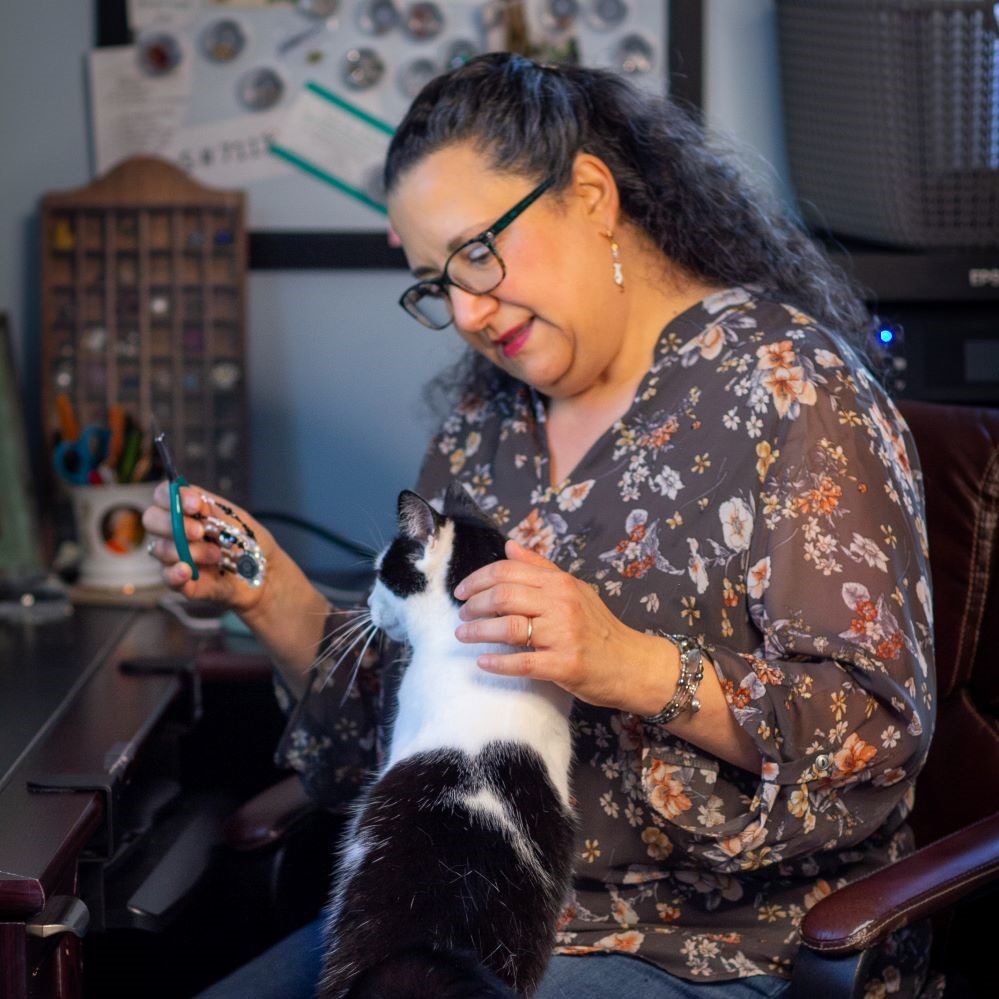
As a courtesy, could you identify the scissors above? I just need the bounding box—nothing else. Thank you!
[151,418,200,581]
[53,425,111,485]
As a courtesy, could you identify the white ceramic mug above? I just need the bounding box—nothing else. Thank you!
[70,482,162,590]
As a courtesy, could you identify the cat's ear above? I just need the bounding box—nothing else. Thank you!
[443,481,489,523]
[397,490,442,544]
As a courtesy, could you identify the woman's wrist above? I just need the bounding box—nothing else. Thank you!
[610,630,684,717]
[238,545,332,689]
[642,633,704,725]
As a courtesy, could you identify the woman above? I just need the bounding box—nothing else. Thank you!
[144,54,935,999]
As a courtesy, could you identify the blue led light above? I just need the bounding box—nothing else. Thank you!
[878,328,895,344]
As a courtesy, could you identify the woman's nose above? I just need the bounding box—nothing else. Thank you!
[450,286,497,336]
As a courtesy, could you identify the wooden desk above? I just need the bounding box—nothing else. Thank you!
[0,606,204,999]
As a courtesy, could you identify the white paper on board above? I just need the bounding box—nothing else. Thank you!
[269,81,394,214]
[88,44,193,173]
[162,109,293,186]
[126,0,200,33]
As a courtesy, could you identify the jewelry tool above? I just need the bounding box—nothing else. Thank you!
[151,417,200,581]
[200,495,267,588]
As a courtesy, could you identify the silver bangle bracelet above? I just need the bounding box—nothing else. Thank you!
[643,633,704,725]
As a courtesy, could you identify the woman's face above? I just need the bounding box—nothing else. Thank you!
[387,143,628,400]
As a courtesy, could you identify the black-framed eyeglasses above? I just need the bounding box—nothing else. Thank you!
[398,176,556,330]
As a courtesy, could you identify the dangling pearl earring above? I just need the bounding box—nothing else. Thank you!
[604,230,624,292]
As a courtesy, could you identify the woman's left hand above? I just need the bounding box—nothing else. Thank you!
[453,539,662,712]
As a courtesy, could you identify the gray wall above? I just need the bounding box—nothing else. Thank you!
[0,0,787,572]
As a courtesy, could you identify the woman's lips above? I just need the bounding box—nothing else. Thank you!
[499,319,532,358]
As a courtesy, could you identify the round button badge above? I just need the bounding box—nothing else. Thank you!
[200,19,247,63]
[137,32,183,76]
[341,47,385,90]
[237,67,285,111]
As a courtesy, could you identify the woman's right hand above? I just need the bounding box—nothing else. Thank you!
[142,481,277,614]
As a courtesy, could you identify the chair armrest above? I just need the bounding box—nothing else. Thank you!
[801,811,999,955]
[196,649,274,683]
[222,774,320,852]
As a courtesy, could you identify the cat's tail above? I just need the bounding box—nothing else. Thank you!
[344,947,522,999]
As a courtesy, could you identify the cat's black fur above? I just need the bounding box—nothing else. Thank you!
[318,485,575,999]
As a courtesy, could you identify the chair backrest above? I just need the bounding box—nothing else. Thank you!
[896,399,999,846]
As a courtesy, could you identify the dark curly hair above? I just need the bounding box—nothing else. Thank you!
[384,52,876,413]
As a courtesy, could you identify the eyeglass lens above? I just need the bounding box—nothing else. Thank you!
[407,238,504,328]
[404,284,451,328]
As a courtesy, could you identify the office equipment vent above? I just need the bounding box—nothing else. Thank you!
[777,0,999,247]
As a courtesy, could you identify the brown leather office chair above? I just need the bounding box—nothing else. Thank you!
[221,399,999,999]
[789,399,999,999]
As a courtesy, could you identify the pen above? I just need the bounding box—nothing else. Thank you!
[105,404,126,470]
[117,427,143,484]
[98,404,126,482]
[151,417,200,581]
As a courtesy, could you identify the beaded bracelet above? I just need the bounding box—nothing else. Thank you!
[643,633,704,725]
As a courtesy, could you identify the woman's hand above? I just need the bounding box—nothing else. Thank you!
[453,540,668,714]
[142,482,277,614]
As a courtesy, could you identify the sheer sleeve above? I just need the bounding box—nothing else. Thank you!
[641,355,935,870]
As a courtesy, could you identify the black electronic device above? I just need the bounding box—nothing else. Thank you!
[873,302,999,406]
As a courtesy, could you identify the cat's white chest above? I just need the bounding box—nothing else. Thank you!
[386,640,573,806]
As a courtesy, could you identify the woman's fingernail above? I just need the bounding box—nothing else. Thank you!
[454,582,467,599]
[455,624,469,640]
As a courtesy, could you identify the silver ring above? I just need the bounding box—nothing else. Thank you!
[525,616,533,648]
[146,540,157,556]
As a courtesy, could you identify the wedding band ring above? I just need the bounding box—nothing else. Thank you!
[525,616,534,648]
[146,540,157,556]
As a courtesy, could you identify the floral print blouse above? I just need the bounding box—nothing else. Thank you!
[276,288,936,997]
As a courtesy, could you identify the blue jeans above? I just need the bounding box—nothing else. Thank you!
[194,917,791,999]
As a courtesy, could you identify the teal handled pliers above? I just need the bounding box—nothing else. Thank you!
[151,418,199,581]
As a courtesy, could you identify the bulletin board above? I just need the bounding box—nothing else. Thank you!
[95,1,693,268]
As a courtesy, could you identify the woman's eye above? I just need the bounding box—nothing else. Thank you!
[460,241,492,267]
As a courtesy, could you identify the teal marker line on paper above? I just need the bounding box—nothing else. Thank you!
[304,81,396,136]
[269,143,388,214]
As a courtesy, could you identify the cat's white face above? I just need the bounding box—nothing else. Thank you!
[367,575,408,643]
[368,521,457,646]
[367,487,507,649]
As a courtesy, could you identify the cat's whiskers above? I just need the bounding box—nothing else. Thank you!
[337,624,383,707]
[318,616,381,693]
[316,609,373,659]
[316,626,375,680]
[320,617,368,652]
[361,512,387,554]
[310,610,375,682]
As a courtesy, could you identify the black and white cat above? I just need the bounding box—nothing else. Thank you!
[318,485,575,999]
